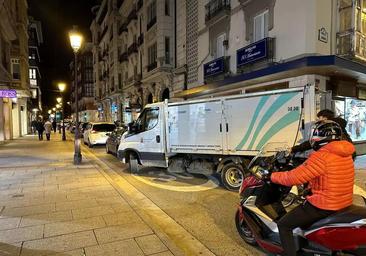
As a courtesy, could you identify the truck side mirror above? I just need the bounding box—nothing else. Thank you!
[128,122,137,133]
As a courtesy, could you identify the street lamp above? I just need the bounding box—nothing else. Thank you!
[57,83,67,141]
[69,26,83,165]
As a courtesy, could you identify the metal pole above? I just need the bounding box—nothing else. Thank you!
[62,97,66,141]
[74,52,82,164]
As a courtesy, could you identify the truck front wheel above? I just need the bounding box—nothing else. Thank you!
[221,163,245,191]
[128,153,139,173]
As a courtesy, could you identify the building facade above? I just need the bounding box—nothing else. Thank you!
[28,16,43,123]
[0,0,30,142]
[91,0,177,124]
[174,0,366,153]
[70,42,97,122]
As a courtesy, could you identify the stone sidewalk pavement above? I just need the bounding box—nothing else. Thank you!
[0,135,183,256]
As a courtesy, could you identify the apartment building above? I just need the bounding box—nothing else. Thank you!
[0,0,30,142]
[91,0,176,124]
[174,0,366,153]
[70,43,97,122]
[28,16,43,122]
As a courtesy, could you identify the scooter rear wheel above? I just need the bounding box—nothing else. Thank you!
[235,209,257,245]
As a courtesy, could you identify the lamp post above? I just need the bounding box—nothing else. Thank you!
[57,82,66,141]
[69,26,83,165]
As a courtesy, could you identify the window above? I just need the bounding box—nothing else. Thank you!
[144,108,159,130]
[135,107,159,133]
[147,0,157,30]
[11,59,20,80]
[165,37,170,64]
[216,33,225,58]
[92,124,116,132]
[165,0,170,16]
[118,73,122,89]
[148,42,157,66]
[29,68,36,79]
[253,10,269,42]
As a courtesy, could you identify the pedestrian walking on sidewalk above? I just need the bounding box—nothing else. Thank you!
[36,119,44,140]
[52,119,57,133]
[44,120,52,141]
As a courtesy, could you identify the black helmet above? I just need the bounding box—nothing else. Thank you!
[309,120,342,150]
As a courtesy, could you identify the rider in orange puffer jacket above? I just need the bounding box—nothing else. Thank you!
[270,120,355,256]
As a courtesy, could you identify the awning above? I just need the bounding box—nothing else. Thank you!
[174,55,366,99]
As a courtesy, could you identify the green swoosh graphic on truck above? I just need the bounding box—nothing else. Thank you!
[235,96,270,150]
[247,93,298,150]
[255,110,301,150]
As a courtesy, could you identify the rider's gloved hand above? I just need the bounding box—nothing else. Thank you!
[256,169,271,181]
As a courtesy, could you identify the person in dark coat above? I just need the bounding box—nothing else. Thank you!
[36,119,45,140]
[52,119,57,133]
[292,109,354,156]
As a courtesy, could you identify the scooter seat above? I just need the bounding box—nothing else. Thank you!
[307,205,366,231]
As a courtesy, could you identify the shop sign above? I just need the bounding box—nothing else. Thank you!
[237,38,268,67]
[0,89,17,98]
[204,57,225,78]
[318,27,328,43]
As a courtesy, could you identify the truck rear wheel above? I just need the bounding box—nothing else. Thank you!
[128,154,139,173]
[221,163,245,191]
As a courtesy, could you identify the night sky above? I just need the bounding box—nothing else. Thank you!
[28,0,101,112]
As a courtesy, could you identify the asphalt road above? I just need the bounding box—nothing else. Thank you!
[87,145,265,256]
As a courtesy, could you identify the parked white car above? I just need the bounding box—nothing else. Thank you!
[83,122,116,148]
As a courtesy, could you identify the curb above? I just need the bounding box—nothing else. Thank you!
[79,142,216,256]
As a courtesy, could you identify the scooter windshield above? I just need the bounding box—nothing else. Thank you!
[248,142,290,169]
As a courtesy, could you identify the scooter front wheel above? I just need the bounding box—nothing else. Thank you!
[235,209,257,245]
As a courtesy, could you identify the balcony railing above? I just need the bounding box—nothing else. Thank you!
[147,16,157,31]
[128,9,137,24]
[137,0,143,11]
[337,31,366,61]
[137,34,144,46]
[119,52,128,63]
[118,23,128,35]
[205,0,230,23]
[128,42,138,55]
[147,61,157,72]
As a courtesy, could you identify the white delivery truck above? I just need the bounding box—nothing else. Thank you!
[117,85,318,190]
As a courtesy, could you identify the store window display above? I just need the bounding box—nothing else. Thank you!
[336,98,366,141]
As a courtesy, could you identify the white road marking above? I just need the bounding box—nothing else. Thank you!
[132,174,220,192]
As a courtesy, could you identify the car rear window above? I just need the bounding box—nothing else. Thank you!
[93,124,116,132]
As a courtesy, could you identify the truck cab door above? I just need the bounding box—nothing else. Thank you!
[131,106,166,167]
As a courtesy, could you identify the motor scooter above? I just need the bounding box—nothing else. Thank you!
[235,143,366,255]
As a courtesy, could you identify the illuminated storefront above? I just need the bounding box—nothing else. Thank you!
[335,98,366,142]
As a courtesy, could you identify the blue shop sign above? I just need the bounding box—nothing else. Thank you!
[237,38,268,67]
[204,57,225,78]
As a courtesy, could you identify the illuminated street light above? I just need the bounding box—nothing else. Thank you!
[48,110,52,114]
[56,97,62,104]
[58,82,66,92]
[56,104,61,109]
[52,107,56,112]
[69,25,84,165]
